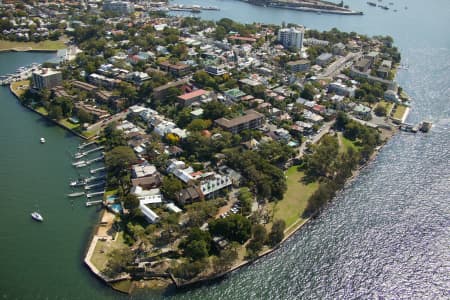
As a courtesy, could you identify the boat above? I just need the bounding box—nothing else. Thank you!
[40,137,46,143]
[367,2,377,7]
[69,178,86,187]
[75,163,87,168]
[419,121,432,132]
[379,5,389,10]
[72,160,86,166]
[31,211,44,222]
[67,191,85,197]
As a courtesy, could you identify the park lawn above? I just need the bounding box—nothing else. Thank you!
[59,118,80,130]
[377,101,394,115]
[91,232,127,272]
[35,106,48,116]
[0,39,66,51]
[10,80,30,97]
[82,130,97,139]
[269,167,319,229]
[392,104,407,120]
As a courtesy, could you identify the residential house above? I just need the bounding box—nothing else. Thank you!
[215,109,265,134]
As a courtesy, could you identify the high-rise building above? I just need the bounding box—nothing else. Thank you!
[277,27,305,50]
[32,69,62,90]
[103,0,134,15]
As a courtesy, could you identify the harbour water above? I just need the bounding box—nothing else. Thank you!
[1,0,449,298]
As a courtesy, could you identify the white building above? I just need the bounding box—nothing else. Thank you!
[277,27,305,50]
[200,173,232,197]
[103,0,134,15]
[32,69,62,90]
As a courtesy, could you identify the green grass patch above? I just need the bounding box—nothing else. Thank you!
[0,39,66,51]
[269,166,319,228]
[392,104,408,120]
[35,106,49,116]
[59,119,80,130]
[90,232,126,272]
[377,101,394,115]
[82,130,97,139]
[111,280,133,293]
[10,80,30,97]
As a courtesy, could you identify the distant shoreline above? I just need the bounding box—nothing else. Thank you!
[0,48,58,53]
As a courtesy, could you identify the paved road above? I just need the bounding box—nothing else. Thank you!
[296,120,334,159]
[86,110,129,135]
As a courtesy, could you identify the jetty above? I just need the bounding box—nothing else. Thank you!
[85,174,106,183]
[85,181,106,190]
[74,146,104,159]
[72,160,86,166]
[90,166,106,174]
[86,200,103,207]
[87,190,105,198]
[78,141,96,149]
[86,155,104,165]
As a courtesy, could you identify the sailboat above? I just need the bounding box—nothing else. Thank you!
[31,211,44,222]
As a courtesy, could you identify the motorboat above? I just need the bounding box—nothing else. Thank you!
[31,211,44,222]
[67,191,85,197]
[40,137,46,143]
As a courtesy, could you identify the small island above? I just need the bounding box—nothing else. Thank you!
[3,1,415,294]
[242,0,364,15]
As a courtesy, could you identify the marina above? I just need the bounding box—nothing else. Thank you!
[78,141,96,149]
[74,146,104,159]
[0,63,41,86]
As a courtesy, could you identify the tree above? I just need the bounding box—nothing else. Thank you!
[238,187,253,216]
[202,100,228,120]
[374,105,387,117]
[161,175,183,200]
[213,246,238,272]
[184,240,209,260]
[267,219,285,246]
[209,214,251,244]
[186,119,212,132]
[103,248,134,277]
[105,146,137,173]
[123,194,139,210]
[48,105,63,120]
[300,84,315,101]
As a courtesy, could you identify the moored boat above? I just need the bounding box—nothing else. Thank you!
[40,137,46,143]
[31,211,44,222]
[67,191,85,197]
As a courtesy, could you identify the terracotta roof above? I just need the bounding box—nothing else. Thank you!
[178,89,207,101]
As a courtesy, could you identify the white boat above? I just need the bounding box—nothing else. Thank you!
[67,191,85,197]
[40,137,46,143]
[72,160,86,166]
[69,178,86,187]
[31,211,44,222]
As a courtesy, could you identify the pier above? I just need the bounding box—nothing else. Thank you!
[86,200,103,207]
[85,155,104,165]
[78,141,96,149]
[85,181,106,190]
[87,191,105,198]
[85,174,105,183]
[74,146,104,159]
[90,166,106,174]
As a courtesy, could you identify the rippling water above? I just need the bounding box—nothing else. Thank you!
[0,1,449,299]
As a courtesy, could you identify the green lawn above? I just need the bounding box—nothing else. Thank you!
[392,104,408,120]
[10,80,30,97]
[59,118,80,130]
[0,39,66,51]
[35,106,49,116]
[270,167,319,229]
[82,130,97,139]
[377,101,394,115]
[90,232,126,272]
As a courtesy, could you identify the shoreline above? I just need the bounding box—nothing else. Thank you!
[8,84,90,140]
[82,125,396,292]
[0,48,58,53]
[172,127,396,290]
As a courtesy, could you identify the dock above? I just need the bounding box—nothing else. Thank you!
[86,155,104,165]
[90,166,106,174]
[85,181,106,190]
[78,141,96,149]
[85,174,105,183]
[86,200,103,207]
[87,191,105,198]
[74,146,104,159]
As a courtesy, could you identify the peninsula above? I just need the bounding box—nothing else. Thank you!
[241,0,363,15]
[3,0,418,294]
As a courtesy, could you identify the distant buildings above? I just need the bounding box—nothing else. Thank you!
[103,0,134,15]
[32,69,62,90]
[215,109,265,134]
[286,59,310,73]
[277,27,304,50]
[316,53,333,66]
[328,82,356,98]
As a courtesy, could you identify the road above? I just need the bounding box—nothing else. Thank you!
[296,120,334,159]
[86,109,129,135]
[318,52,361,79]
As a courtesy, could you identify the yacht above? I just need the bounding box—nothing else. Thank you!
[40,137,46,143]
[69,178,86,187]
[31,211,44,222]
